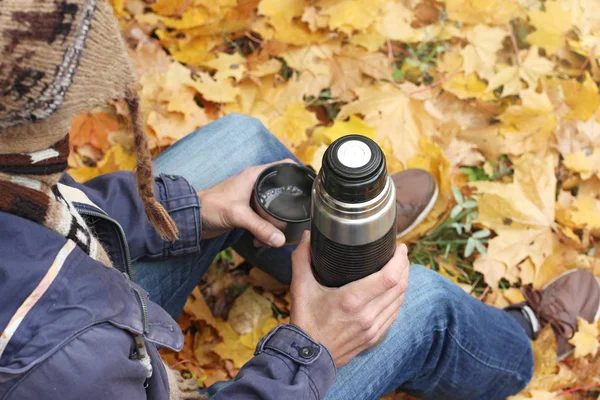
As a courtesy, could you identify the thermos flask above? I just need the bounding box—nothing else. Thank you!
[310,135,397,287]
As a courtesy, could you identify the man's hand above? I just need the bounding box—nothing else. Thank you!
[197,159,295,247]
[290,231,410,367]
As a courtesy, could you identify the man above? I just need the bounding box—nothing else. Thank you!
[1,1,598,399]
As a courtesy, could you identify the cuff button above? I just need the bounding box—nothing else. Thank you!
[299,346,315,358]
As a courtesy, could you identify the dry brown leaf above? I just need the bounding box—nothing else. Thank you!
[227,288,274,335]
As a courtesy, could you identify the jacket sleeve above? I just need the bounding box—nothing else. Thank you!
[5,324,151,400]
[60,171,201,261]
[211,325,336,400]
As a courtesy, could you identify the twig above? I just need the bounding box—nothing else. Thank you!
[559,383,600,395]
[508,23,520,66]
[387,40,394,64]
[575,46,596,78]
[245,32,264,45]
[170,359,191,368]
[391,44,411,56]
[409,68,464,95]
[478,285,490,301]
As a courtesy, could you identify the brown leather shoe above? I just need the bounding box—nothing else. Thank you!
[392,169,438,238]
[517,269,600,360]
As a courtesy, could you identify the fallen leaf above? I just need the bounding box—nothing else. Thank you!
[70,111,119,153]
[461,25,507,81]
[498,89,557,154]
[184,287,217,327]
[563,147,600,180]
[445,0,523,25]
[560,73,600,121]
[201,52,247,83]
[227,288,274,336]
[69,144,136,183]
[527,1,572,55]
[472,154,556,288]
[569,317,599,358]
[268,103,318,149]
[486,46,555,96]
[313,115,376,145]
[338,83,422,164]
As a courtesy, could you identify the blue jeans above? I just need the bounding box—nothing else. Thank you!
[133,114,534,399]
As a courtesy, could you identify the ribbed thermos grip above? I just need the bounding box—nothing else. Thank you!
[310,224,396,287]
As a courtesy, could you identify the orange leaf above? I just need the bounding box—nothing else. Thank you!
[70,111,119,153]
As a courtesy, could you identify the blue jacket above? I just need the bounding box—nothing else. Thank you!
[0,172,335,399]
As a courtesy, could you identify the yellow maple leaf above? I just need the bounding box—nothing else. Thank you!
[499,89,557,154]
[156,31,220,66]
[337,83,422,164]
[563,147,600,180]
[569,317,599,358]
[374,1,420,42]
[257,0,306,21]
[437,52,496,101]
[560,73,600,121]
[190,71,240,103]
[472,154,556,288]
[320,0,382,35]
[556,193,600,230]
[268,103,318,149]
[486,46,555,96]
[445,0,523,25]
[527,1,572,55]
[201,52,247,83]
[312,115,375,145]
[461,25,507,81]
[213,319,256,368]
[252,15,323,46]
[163,7,209,29]
[69,144,136,183]
[348,26,386,52]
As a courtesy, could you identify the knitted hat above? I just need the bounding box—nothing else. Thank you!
[0,0,178,240]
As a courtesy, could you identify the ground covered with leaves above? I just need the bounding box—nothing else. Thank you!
[68,0,600,398]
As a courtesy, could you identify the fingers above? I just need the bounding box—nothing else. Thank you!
[233,205,286,247]
[253,238,271,248]
[291,231,313,283]
[341,244,409,306]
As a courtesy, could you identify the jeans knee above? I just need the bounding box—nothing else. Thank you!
[220,113,272,141]
[407,265,463,320]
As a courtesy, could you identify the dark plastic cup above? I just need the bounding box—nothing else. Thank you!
[251,163,316,244]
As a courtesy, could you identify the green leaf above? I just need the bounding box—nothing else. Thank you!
[450,204,463,219]
[452,186,464,204]
[473,239,487,256]
[462,199,478,209]
[393,67,404,81]
[464,237,476,258]
[472,229,490,239]
[450,222,463,235]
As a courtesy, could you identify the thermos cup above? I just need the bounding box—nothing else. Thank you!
[310,135,397,287]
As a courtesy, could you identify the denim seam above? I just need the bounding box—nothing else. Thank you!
[446,329,529,377]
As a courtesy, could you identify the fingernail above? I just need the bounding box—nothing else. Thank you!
[269,232,286,247]
[399,243,407,254]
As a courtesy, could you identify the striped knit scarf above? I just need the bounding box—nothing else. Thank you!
[0,136,112,265]
[0,135,154,378]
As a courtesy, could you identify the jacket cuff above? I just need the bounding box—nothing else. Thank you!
[256,324,336,398]
[152,173,202,259]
